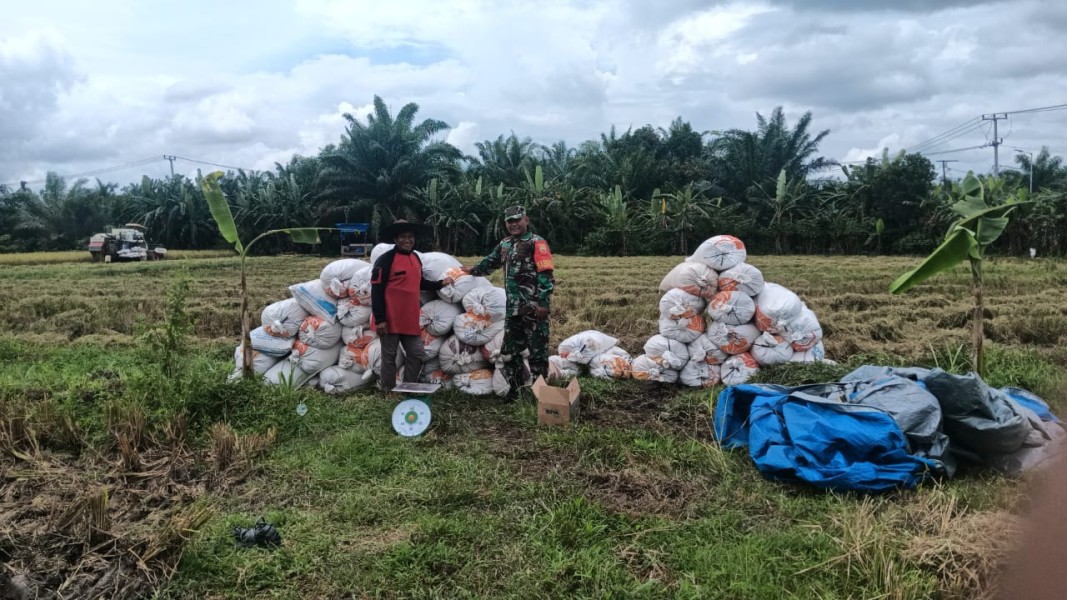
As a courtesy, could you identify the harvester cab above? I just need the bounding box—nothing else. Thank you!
[88,223,167,263]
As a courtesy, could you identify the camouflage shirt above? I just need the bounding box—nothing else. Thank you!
[470,232,555,317]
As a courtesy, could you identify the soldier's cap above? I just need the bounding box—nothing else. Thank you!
[503,206,526,221]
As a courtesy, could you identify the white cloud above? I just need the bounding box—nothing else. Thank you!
[3,0,1067,187]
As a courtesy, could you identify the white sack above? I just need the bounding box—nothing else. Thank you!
[643,334,690,370]
[346,266,374,307]
[658,315,706,344]
[319,366,371,394]
[289,341,341,375]
[437,267,492,303]
[589,346,633,379]
[750,332,795,366]
[420,252,462,280]
[250,326,294,358]
[630,354,679,384]
[659,288,706,320]
[298,315,343,349]
[717,263,765,297]
[421,329,445,360]
[370,243,394,266]
[790,341,827,363]
[558,330,619,365]
[687,336,729,366]
[680,359,722,388]
[689,235,747,270]
[659,262,718,299]
[754,283,803,333]
[453,312,505,346]
[454,368,495,395]
[548,355,581,380]
[341,324,377,346]
[320,258,371,299]
[782,305,823,351]
[706,322,761,355]
[439,335,490,374]
[480,330,506,363]
[492,363,511,397]
[337,297,373,327]
[420,300,463,336]
[721,353,760,386]
[261,298,308,338]
[263,360,312,387]
[706,291,756,326]
[289,279,338,322]
[462,286,507,322]
[232,345,281,377]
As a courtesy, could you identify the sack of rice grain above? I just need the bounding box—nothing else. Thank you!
[232,344,281,377]
[558,330,619,365]
[454,368,495,395]
[717,263,765,297]
[453,312,506,346]
[337,297,373,327]
[297,315,343,349]
[341,324,377,346]
[439,335,490,374]
[289,279,338,322]
[421,329,445,360]
[753,283,803,333]
[630,354,680,383]
[289,340,341,375]
[790,341,827,363]
[687,335,729,366]
[462,286,507,322]
[643,334,690,370]
[750,331,795,366]
[680,359,722,388]
[659,262,718,299]
[437,267,492,303]
[689,235,746,270]
[250,326,294,358]
[419,251,461,281]
[659,288,706,320]
[263,360,313,387]
[588,346,633,379]
[706,290,756,326]
[721,352,759,386]
[320,258,371,299]
[548,355,581,380]
[782,306,823,351]
[658,315,706,344]
[706,322,760,355]
[261,298,308,338]
[420,300,464,336]
[319,365,371,394]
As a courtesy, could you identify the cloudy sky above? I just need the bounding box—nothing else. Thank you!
[2,0,1066,189]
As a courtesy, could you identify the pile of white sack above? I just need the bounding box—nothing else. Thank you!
[232,243,528,397]
[548,330,632,381]
[626,234,826,387]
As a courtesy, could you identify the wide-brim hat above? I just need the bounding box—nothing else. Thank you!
[378,219,430,243]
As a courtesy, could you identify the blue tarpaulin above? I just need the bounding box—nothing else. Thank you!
[714,366,1064,492]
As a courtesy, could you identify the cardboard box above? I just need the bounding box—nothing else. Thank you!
[533,375,581,426]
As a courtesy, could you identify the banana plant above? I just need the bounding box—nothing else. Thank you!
[889,172,1031,375]
[201,171,332,379]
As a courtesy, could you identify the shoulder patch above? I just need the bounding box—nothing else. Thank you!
[533,240,554,272]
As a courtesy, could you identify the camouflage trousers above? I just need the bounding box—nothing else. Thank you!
[501,312,549,389]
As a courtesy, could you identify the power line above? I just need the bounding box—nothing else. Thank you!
[171,155,254,172]
[2,156,166,188]
[919,144,989,157]
[1000,102,1067,116]
[906,117,983,153]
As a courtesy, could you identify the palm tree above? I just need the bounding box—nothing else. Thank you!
[18,173,114,250]
[320,96,463,236]
[123,174,219,249]
[710,106,834,202]
[472,133,540,188]
[1014,147,1067,192]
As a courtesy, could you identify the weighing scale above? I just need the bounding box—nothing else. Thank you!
[389,382,441,437]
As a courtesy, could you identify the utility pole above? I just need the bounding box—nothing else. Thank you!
[937,160,959,187]
[163,155,176,176]
[981,113,1007,176]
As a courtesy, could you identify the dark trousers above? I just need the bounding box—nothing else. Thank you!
[380,333,427,392]
[502,313,549,388]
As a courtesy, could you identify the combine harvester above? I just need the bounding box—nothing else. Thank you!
[88,223,167,262]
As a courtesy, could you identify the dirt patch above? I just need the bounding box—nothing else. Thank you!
[581,468,705,518]
[0,428,264,600]
[582,382,715,442]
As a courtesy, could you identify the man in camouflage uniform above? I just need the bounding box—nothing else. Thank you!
[462,206,554,393]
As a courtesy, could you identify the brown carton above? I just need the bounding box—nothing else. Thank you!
[533,375,581,426]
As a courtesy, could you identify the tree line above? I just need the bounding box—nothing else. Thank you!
[2,95,1066,257]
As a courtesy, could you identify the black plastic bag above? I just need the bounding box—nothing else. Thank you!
[233,517,282,548]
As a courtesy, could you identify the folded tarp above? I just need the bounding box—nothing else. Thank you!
[714,365,1064,492]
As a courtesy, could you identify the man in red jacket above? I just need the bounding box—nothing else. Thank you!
[371,220,451,393]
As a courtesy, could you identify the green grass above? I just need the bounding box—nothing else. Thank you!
[2,255,1065,599]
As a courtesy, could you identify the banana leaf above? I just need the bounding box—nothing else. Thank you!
[200,171,243,253]
[889,227,977,294]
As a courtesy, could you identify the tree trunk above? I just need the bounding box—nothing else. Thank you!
[970,257,984,376]
[241,254,254,379]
